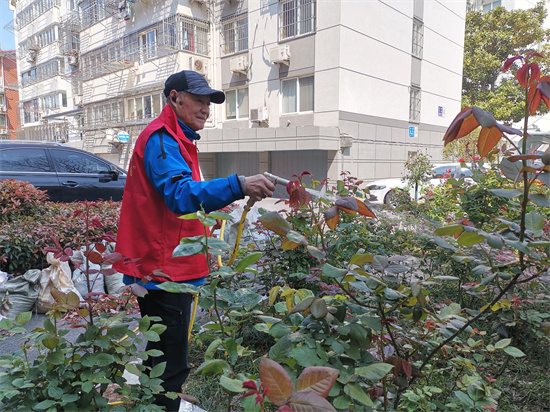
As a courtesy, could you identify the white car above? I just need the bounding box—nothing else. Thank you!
[365,163,474,206]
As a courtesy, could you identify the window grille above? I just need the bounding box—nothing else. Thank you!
[412,18,423,59]
[409,86,421,123]
[279,0,315,41]
[221,14,248,55]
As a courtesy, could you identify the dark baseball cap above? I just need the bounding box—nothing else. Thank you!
[163,70,225,104]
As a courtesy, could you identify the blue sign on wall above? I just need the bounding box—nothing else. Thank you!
[438,106,446,117]
[118,131,130,143]
[408,126,417,138]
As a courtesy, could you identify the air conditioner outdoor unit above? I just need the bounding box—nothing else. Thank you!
[0,105,6,112]
[269,45,290,65]
[192,57,209,78]
[229,55,249,75]
[250,107,268,123]
[68,55,79,66]
[26,50,37,63]
[0,129,8,135]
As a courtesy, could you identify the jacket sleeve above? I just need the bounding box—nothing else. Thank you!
[144,131,245,214]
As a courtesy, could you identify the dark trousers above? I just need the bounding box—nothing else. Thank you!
[138,290,194,412]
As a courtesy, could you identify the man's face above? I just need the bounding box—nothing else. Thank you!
[173,92,211,131]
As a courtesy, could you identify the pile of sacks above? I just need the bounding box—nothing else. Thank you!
[0,243,125,320]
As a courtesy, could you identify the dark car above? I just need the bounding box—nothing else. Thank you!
[0,140,126,202]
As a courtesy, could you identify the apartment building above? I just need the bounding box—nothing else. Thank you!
[11,0,466,184]
[0,49,19,140]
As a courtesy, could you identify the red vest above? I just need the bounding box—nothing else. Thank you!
[113,105,209,282]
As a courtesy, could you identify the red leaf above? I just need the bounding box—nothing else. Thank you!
[478,126,503,158]
[102,252,123,265]
[151,269,173,280]
[503,55,523,72]
[322,206,339,230]
[91,218,103,228]
[259,358,294,406]
[443,107,478,145]
[259,211,292,236]
[295,367,339,397]
[129,283,147,297]
[94,242,106,253]
[402,359,412,378]
[335,197,358,214]
[287,391,336,410]
[356,199,376,218]
[86,250,103,265]
[242,380,258,390]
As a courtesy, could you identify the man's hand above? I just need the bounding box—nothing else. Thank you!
[244,174,276,201]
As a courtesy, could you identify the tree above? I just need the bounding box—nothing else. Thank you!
[463,2,550,125]
[402,151,432,201]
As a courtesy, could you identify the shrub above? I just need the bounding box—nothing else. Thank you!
[0,179,49,222]
[0,200,121,275]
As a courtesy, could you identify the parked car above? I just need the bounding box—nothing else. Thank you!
[365,163,475,206]
[0,140,126,202]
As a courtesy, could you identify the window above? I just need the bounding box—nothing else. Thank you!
[0,115,6,127]
[279,0,315,40]
[50,150,110,174]
[139,29,157,61]
[412,18,423,58]
[225,88,249,120]
[281,76,314,114]
[222,14,248,55]
[0,148,51,172]
[23,99,40,123]
[125,93,163,121]
[483,0,501,13]
[409,86,421,123]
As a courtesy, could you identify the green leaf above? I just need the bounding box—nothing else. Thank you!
[360,316,382,332]
[269,322,291,339]
[178,212,199,220]
[220,376,247,394]
[485,234,505,249]
[489,188,523,198]
[494,338,511,349]
[47,351,65,365]
[505,239,530,255]
[371,255,389,271]
[286,230,308,246]
[34,400,56,410]
[47,386,64,399]
[150,362,166,379]
[504,346,526,357]
[350,253,373,265]
[14,311,32,326]
[529,193,550,207]
[269,334,291,363]
[42,336,59,350]
[290,346,323,367]
[0,318,14,330]
[207,211,234,220]
[355,363,394,381]
[344,383,374,406]
[224,338,239,365]
[322,263,348,279]
[457,231,485,246]
[525,210,545,236]
[454,390,475,407]
[434,225,464,236]
[157,282,200,295]
[307,245,326,261]
[235,252,263,273]
[173,242,204,257]
[333,395,352,409]
[195,359,230,376]
[259,211,292,236]
[125,363,141,377]
[205,338,222,360]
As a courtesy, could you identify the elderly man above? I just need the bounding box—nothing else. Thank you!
[114,70,275,410]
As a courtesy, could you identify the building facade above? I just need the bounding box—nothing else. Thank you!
[0,50,20,140]
[10,0,466,184]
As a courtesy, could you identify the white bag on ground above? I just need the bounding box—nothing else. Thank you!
[0,269,41,319]
[102,242,125,296]
[71,246,105,297]
[37,253,83,313]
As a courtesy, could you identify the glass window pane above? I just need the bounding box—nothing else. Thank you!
[299,76,314,112]
[153,94,161,117]
[226,90,236,119]
[282,79,297,114]
[51,150,109,174]
[127,99,135,120]
[136,97,143,119]
[0,148,50,172]
[144,95,152,118]
[237,88,249,118]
